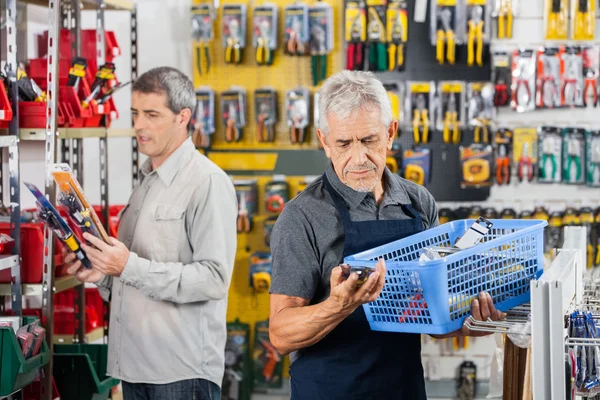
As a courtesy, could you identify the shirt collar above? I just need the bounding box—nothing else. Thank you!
[325,161,411,209]
[140,137,196,186]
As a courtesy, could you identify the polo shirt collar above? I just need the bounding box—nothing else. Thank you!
[140,137,196,186]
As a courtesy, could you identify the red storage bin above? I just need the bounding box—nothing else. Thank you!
[27,58,71,91]
[0,80,13,129]
[37,29,71,61]
[0,223,66,283]
[81,29,121,64]
[53,287,104,335]
[59,84,93,127]
[19,101,66,128]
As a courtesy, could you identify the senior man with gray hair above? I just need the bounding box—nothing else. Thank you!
[269,70,504,399]
[65,66,237,400]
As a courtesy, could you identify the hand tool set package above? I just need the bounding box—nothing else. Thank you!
[402,147,431,185]
[191,3,214,76]
[494,128,512,185]
[386,0,408,72]
[586,130,600,187]
[192,88,215,149]
[431,0,459,66]
[285,88,310,144]
[254,88,277,143]
[571,0,595,41]
[438,81,465,144]
[366,0,388,72]
[384,82,403,124]
[419,217,493,260]
[545,0,568,40]
[308,4,334,86]
[344,0,367,71]
[460,144,493,187]
[253,320,283,389]
[561,46,585,108]
[538,126,563,183]
[562,127,586,184]
[234,180,258,234]
[492,0,517,39]
[223,320,251,400]
[566,311,600,397]
[583,46,599,107]
[0,318,46,360]
[408,81,435,145]
[252,5,278,67]
[492,51,512,107]
[223,5,247,65]
[265,178,290,214]
[249,252,272,292]
[466,0,490,67]
[511,49,537,112]
[221,88,247,143]
[536,47,561,109]
[283,4,309,56]
[467,82,495,143]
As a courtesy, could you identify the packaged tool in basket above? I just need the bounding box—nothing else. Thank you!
[561,46,585,108]
[538,126,563,183]
[536,47,562,109]
[402,147,431,186]
[513,127,537,182]
[191,3,214,76]
[192,88,215,149]
[345,0,367,71]
[460,144,493,187]
[438,81,465,144]
[467,82,495,144]
[466,0,490,67]
[492,51,512,107]
[252,4,278,67]
[222,5,247,65]
[67,57,88,92]
[254,88,277,143]
[309,4,334,86]
[384,82,403,125]
[408,81,435,144]
[366,0,388,72]
[234,180,257,234]
[265,178,289,214]
[253,320,283,389]
[430,0,460,65]
[221,88,247,143]
[562,127,586,185]
[579,207,595,268]
[286,88,310,144]
[249,252,272,293]
[386,0,408,72]
[284,4,309,56]
[223,320,251,400]
[571,0,595,41]
[420,217,494,260]
[24,182,93,270]
[583,46,599,108]
[586,130,600,187]
[511,49,537,112]
[492,0,518,39]
[495,128,513,185]
[82,62,116,109]
[545,0,568,40]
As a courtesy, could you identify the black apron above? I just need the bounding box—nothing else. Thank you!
[289,173,427,400]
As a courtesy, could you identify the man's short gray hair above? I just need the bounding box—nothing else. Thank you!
[132,66,196,115]
[318,70,392,136]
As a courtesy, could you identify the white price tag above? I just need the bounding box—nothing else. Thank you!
[414,0,427,23]
[97,105,105,113]
[0,111,5,119]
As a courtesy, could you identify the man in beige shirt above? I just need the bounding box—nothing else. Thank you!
[66,66,237,400]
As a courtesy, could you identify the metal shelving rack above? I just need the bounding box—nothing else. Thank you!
[0,0,137,399]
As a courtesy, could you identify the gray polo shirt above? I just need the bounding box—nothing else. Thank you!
[269,162,438,304]
[95,137,237,386]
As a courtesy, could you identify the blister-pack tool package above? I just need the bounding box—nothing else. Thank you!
[284,4,309,56]
[221,88,247,143]
[286,88,310,144]
[460,144,493,187]
[386,0,408,72]
[308,4,334,85]
[538,126,563,183]
[586,130,600,187]
[407,81,435,144]
[466,0,490,67]
[562,127,586,185]
[431,0,459,65]
[492,51,512,107]
[254,88,277,143]
[561,46,585,108]
[192,88,215,149]
[252,5,278,66]
[438,81,465,144]
[467,82,495,143]
[511,49,536,112]
[536,47,561,109]
[222,5,247,65]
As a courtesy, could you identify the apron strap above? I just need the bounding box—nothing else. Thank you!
[322,173,354,231]
[400,203,420,220]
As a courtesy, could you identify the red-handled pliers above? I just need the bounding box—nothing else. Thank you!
[518,142,534,182]
[584,76,598,107]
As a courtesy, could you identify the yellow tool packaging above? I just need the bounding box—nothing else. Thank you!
[366,0,388,72]
[572,0,595,41]
[438,81,465,145]
[191,88,215,149]
[252,4,278,67]
[220,88,247,143]
[191,4,214,76]
[345,0,367,71]
[467,82,495,144]
[222,4,247,65]
[284,4,309,56]
[286,88,310,144]
[430,0,461,65]
[492,0,517,39]
[386,0,408,72]
[466,0,490,67]
[384,82,403,125]
[544,0,568,40]
[254,88,278,143]
[459,144,493,187]
[402,147,431,186]
[408,81,435,145]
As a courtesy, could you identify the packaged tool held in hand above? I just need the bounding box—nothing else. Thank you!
[253,320,283,389]
[366,0,388,72]
[308,4,334,86]
[545,0,568,40]
[82,62,116,109]
[192,88,215,149]
[345,0,367,71]
[234,180,257,234]
[284,4,309,56]
[386,0,408,72]
[466,0,489,67]
[536,47,561,109]
[467,82,495,143]
[562,127,586,185]
[586,130,600,187]
[252,5,278,67]
[438,81,465,145]
[513,128,537,182]
[492,51,512,107]
[571,0,595,41]
[493,0,517,39]
[582,46,599,108]
[511,49,536,113]
[221,88,247,143]
[286,88,310,144]
[460,144,493,188]
[537,126,563,183]
[561,46,585,108]
[265,178,289,214]
[191,4,214,76]
[223,320,251,400]
[495,128,513,185]
[254,88,277,143]
[408,81,434,145]
[402,147,431,186]
[384,82,403,124]
[222,4,247,65]
[24,182,93,270]
[431,0,459,65]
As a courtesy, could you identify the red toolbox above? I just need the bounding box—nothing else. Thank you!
[0,80,13,128]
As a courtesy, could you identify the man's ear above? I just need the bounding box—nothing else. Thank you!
[317,129,332,158]
[387,120,398,150]
[180,108,192,131]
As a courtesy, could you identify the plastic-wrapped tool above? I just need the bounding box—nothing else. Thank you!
[431,0,459,65]
[221,88,247,143]
[344,1,366,71]
[466,0,489,67]
[253,4,278,66]
[536,47,561,109]
[583,46,599,107]
[513,127,537,182]
[254,88,277,143]
[460,144,493,188]
[538,126,563,183]
[408,81,434,144]
[571,0,595,41]
[511,49,536,112]
[561,46,585,108]
[283,4,309,56]
[286,88,310,144]
[308,4,333,85]
[384,82,403,124]
[493,0,518,39]
[467,82,495,143]
[438,81,465,144]
[253,320,283,389]
[545,0,568,40]
[495,129,512,185]
[562,127,586,185]
[192,88,215,149]
[223,4,247,65]
[191,3,214,75]
[402,148,431,186]
[234,180,257,234]
[492,51,512,107]
[366,0,387,72]
[586,130,600,187]
[82,62,116,108]
[386,1,408,72]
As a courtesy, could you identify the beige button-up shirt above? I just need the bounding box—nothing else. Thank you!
[96,137,237,386]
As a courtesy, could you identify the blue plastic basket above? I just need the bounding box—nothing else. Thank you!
[344,219,547,335]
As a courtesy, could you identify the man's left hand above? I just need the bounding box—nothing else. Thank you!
[81,233,130,277]
[461,291,505,337]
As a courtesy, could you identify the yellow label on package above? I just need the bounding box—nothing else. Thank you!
[441,83,463,93]
[366,0,386,6]
[386,9,408,42]
[437,0,457,6]
[345,3,366,42]
[410,83,432,93]
[512,128,538,163]
[470,82,486,91]
[466,0,486,5]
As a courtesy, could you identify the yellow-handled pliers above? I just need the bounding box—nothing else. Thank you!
[436,8,455,65]
[256,37,272,66]
[467,6,484,67]
[575,0,594,39]
[443,94,460,144]
[498,0,513,39]
[225,37,242,64]
[547,0,567,39]
[387,13,405,71]
[474,117,490,144]
[412,94,429,144]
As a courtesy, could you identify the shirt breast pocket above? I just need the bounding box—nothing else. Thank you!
[154,204,186,250]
